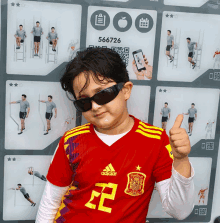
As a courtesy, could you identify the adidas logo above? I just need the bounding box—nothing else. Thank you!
[101,163,117,176]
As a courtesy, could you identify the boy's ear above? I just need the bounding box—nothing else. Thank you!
[122,81,133,101]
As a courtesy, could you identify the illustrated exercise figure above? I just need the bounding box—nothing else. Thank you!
[31,21,43,56]
[28,167,47,181]
[213,48,220,69]
[14,25,27,49]
[186,38,197,69]
[166,30,174,62]
[160,102,171,131]
[183,103,197,136]
[205,120,215,140]
[213,49,220,58]
[135,55,143,67]
[198,187,208,204]
[9,94,30,135]
[10,184,36,207]
[46,27,58,51]
[68,39,78,61]
[39,95,57,135]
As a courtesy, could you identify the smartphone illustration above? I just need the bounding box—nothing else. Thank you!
[132,49,146,72]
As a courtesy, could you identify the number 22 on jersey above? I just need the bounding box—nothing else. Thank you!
[85,183,118,213]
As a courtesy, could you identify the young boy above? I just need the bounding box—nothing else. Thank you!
[36,47,195,222]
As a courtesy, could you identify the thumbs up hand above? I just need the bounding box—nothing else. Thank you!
[169,114,191,159]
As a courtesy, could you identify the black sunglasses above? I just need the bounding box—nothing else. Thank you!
[72,82,124,112]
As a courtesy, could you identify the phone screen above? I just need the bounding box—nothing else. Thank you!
[134,52,145,70]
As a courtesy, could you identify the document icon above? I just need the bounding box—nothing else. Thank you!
[95,13,106,26]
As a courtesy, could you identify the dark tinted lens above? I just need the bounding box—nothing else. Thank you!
[74,98,92,112]
[94,86,118,105]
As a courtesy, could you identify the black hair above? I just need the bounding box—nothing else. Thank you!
[187,38,191,41]
[60,47,129,99]
[19,24,23,27]
[48,95,53,99]
[51,27,55,29]
[165,102,168,105]
[167,30,171,33]
[36,21,40,24]
[22,94,26,98]
[17,184,21,186]
[191,103,195,105]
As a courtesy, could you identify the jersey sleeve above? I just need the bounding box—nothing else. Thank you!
[195,108,197,114]
[53,102,57,108]
[153,130,174,183]
[168,108,171,113]
[15,30,18,36]
[16,100,21,103]
[46,135,74,187]
[188,108,190,114]
[27,101,30,108]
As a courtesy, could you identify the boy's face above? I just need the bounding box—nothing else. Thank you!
[73,72,132,130]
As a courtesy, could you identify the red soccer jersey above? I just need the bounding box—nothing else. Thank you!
[46,115,174,223]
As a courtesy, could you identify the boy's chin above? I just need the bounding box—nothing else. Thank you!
[92,118,114,130]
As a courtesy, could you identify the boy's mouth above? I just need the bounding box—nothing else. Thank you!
[95,112,106,117]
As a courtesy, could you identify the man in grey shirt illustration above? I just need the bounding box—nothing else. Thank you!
[31,21,43,56]
[183,103,197,136]
[14,25,27,49]
[186,38,197,69]
[39,95,57,135]
[10,184,36,207]
[160,102,171,131]
[166,30,174,62]
[9,94,30,135]
[46,27,59,52]
[28,167,47,181]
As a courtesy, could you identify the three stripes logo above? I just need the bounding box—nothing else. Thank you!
[101,163,117,176]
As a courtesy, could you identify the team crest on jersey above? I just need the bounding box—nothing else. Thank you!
[124,172,146,196]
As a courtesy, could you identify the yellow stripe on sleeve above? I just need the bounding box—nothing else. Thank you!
[165,144,174,160]
[138,125,163,135]
[65,125,90,137]
[139,122,164,132]
[64,130,90,143]
[135,129,161,140]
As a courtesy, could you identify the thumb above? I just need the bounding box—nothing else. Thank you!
[172,114,184,129]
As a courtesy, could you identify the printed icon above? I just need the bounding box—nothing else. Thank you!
[135,13,154,33]
[206,142,214,150]
[195,209,198,214]
[201,143,205,149]
[91,10,110,31]
[113,12,132,32]
[118,17,128,28]
[95,13,106,26]
[139,18,149,28]
[199,208,207,215]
